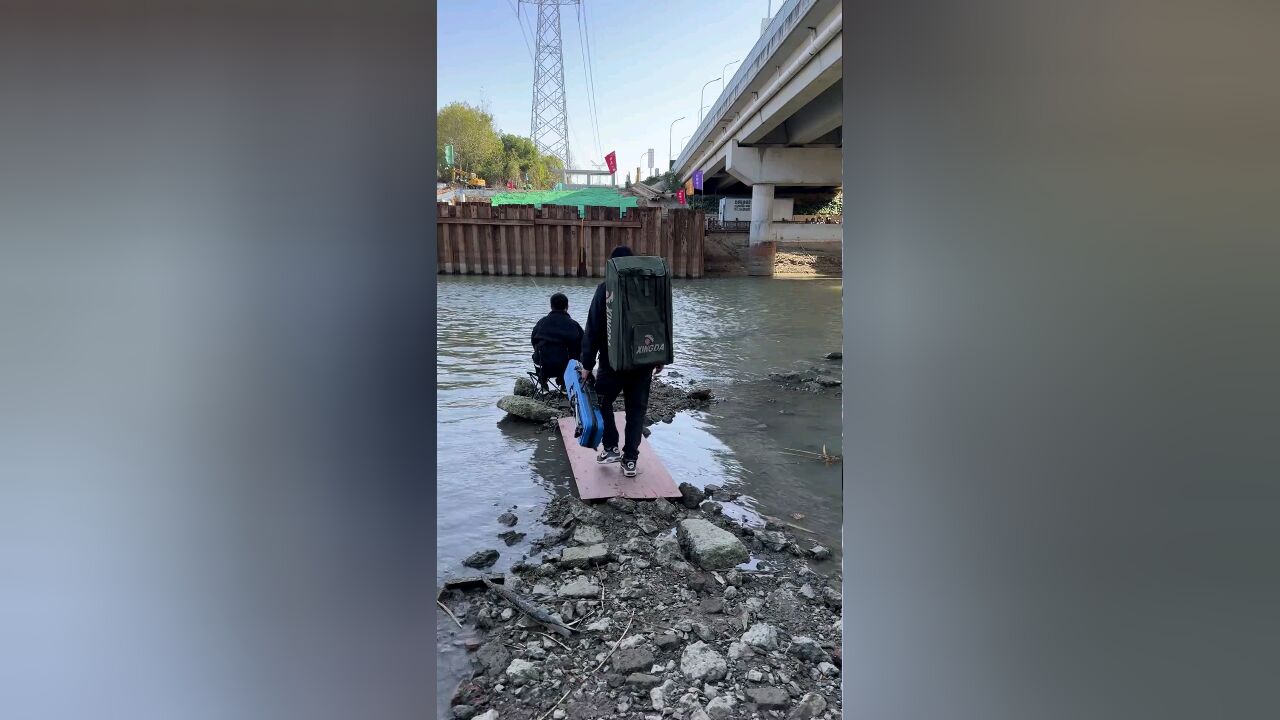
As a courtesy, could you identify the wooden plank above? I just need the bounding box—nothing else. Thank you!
[511,206,524,275]
[539,218,641,228]
[473,204,486,275]
[592,207,607,277]
[606,207,621,257]
[645,206,655,256]
[649,207,663,261]
[438,203,452,274]
[539,208,551,276]
[463,203,475,275]
[455,204,469,275]
[557,413,681,501]
[692,210,705,278]
[481,204,496,275]
[570,208,583,277]
[674,209,688,278]
[570,209,581,277]
[547,206,560,277]
[556,207,569,277]
[582,207,593,277]
[524,207,537,276]
[496,207,510,275]
[662,210,674,270]
[562,206,573,277]
[435,217,528,226]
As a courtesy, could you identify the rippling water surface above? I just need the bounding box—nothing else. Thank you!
[436,274,842,712]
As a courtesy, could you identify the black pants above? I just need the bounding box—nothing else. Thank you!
[595,365,652,462]
[533,353,567,390]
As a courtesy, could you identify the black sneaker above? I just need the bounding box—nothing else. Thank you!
[596,447,621,464]
[621,459,638,477]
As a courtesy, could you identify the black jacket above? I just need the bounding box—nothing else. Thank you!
[531,309,584,373]
[580,282,609,373]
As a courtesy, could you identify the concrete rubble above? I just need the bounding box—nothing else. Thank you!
[442,494,843,720]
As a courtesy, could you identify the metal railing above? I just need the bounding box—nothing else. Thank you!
[672,0,818,172]
[706,219,751,233]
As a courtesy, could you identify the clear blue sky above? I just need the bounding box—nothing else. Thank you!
[436,0,772,180]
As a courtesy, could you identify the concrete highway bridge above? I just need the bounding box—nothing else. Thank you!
[672,0,842,275]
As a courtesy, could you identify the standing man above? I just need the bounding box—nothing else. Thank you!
[578,246,665,477]
[530,292,584,393]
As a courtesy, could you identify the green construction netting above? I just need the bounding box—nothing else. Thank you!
[490,188,638,216]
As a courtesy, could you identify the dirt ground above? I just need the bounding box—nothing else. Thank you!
[703,233,842,278]
[772,243,841,278]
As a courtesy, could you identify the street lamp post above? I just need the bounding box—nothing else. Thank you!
[721,59,741,92]
[668,116,686,170]
[699,77,722,124]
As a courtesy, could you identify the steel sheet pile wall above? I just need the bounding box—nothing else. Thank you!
[437,204,703,278]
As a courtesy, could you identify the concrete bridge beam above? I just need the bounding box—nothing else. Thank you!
[725,142,842,187]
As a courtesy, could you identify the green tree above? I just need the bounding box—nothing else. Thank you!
[486,133,541,185]
[437,102,502,179]
[528,153,563,190]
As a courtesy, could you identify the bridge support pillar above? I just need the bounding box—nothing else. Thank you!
[747,183,776,277]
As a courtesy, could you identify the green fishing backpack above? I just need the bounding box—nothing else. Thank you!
[605,255,674,371]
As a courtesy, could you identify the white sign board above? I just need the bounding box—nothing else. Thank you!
[718,197,795,223]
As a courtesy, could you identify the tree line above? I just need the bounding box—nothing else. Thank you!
[437,101,564,190]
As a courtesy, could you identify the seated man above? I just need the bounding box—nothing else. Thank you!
[530,292,584,393]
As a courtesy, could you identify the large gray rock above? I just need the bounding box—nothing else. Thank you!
[626,673,663,688]
[473,711,499,720]
[788,693,827,719]
[505,658,539,681]
[650,498,678,518]
[560,544,609,568]
[652,534,684,566]
[679,641,728,682]
[558,577,600,599]
[705,695,736,720]
[741,623,779,650]
[462,549,499,569]
[654,633,682,652]
[497,395,559,422]
[611,648,656,674]
[677,482,706,509]
[756,530,789,551]
[767,588,799,613]
[745,687,790,708]
[571,525,605,545]
[607,497,637,513]
[677,519,749,570]
[788,636,829,663]
[514,376,538,397]
[475,641,511,676]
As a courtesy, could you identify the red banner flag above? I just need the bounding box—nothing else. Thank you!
[676,188,686,205]
[604,151,617,175]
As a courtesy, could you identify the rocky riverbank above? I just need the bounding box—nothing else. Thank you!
[498,377,715,429]
[441,490,842,720]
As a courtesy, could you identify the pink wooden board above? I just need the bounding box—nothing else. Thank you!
[558,412,681,500]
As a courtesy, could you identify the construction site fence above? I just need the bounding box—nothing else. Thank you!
[437,203,706,278]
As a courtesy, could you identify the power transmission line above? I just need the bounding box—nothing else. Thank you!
[578,1,604,158]
[508,0,534,61]
[573,3,601,159]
